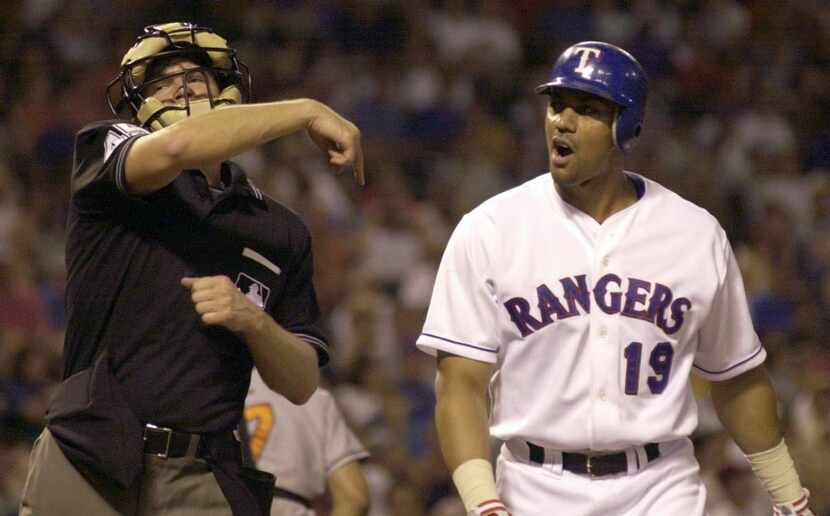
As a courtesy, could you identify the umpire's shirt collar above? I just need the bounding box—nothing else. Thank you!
[175,161,266,219]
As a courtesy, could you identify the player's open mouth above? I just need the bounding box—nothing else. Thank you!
[552,137,574,166]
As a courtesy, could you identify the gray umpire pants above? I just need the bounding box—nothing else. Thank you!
[19,428,232,516]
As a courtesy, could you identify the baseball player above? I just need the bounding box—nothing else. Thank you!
[244,369,370,516]
[20,22,362,515]
[416,42,814,516]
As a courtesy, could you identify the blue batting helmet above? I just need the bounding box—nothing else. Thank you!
[536,41,648,152]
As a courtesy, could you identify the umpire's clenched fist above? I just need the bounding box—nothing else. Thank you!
[181,275,264,335]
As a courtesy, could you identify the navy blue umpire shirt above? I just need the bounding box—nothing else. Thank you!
[63,120,330,434]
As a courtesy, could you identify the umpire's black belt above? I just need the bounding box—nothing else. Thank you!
[507,440,660,477]
[143,423,239,460]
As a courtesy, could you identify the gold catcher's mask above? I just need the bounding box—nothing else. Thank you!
[106,22,251,131]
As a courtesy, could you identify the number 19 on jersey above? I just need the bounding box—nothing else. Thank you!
[623,341,675,395]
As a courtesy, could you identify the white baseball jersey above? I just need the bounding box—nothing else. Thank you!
[245,371,369,516]
[417,172,765,452]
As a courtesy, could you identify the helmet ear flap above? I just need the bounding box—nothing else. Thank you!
[614,106,644,153]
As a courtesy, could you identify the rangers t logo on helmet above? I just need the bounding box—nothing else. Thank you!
[572,47,601,77]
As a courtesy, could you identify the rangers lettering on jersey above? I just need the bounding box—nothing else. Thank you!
[504,273,691,337]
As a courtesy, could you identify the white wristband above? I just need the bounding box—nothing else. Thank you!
[452,458,499,512]
[745,439,803,504]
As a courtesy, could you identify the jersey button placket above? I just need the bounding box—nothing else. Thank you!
[596,223,627,444]
[597,325,609,405]
[586,255,601,449]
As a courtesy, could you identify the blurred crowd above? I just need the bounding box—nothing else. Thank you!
[1,1,829,515]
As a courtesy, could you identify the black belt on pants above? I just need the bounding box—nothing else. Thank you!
[527,441,660,477]
[143,424,239,460]
[145,424,310,509]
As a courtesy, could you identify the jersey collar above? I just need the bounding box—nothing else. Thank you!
[184,162,266,205]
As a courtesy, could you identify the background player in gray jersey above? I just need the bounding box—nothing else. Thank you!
[246,369,370,516]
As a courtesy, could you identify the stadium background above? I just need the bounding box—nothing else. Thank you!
[0,1,828,514]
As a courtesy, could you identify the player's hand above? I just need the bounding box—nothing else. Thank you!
[181,275,265,335]
[306,101,365,186]
[772,488,815,516]
[468,499,511,516]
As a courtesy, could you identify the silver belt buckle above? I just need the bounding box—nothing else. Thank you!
[586,455,595,477]
[144,423,174,459]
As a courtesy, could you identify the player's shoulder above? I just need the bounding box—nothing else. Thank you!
[310,386,334,401]
[465,173,550,224]
[449,174,551,253]
[247,368,269,396]
[248,370,321,410]
[279,387,335,425]
[304,387,338,413]
[637,173,725,238]
[476,173,550,212]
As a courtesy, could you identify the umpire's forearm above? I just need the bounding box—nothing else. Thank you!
[241,312,319,404]
[124,99,321,194]
[161,99,320,164]
[710,366,782,454]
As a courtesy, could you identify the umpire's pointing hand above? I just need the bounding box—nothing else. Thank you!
[306,101,365,186]
[181,276,265,336]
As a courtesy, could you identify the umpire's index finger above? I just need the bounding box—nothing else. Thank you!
[353,137,365,186]
[180,275,228,290]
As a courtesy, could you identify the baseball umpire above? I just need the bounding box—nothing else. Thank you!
[417,41,814,515]
[19,22,363,516]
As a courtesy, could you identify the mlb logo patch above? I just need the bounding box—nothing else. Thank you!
[236,273,270,309]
